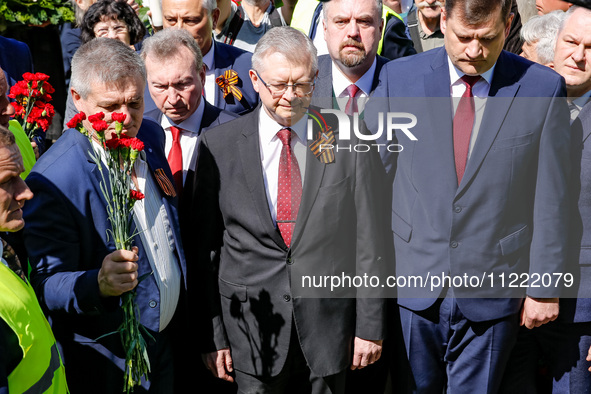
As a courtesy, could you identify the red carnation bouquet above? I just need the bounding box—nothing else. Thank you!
[67,112,151,393]
[9,72,55,140]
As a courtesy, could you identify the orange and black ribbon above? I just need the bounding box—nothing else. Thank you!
[154,168,177,198]
[216,70,243,101]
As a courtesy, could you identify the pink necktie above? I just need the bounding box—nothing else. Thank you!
[453,75,480,185]
[276,128,302,247]
[345,84,360,116]
[168,126,183,197]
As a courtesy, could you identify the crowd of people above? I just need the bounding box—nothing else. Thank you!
[1,0,591,393]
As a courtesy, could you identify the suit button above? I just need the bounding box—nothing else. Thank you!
[283,294,291,302]
[286,257,293,265]
[149,300,157,308]
[450,241,458,248]
[454,206,462,213]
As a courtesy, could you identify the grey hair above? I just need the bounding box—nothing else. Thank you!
[140,28,203,69]
[159,0,217,16]
[521,10,566,64]
[558,6,586,35]
[71,37,146,99]
[323,0,383,21]
[0,125,16,146]
[252,26,318,74]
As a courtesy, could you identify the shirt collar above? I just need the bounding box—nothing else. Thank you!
[447,54,496,87]
[259,105,308,147]
[161,97,206,134]
[203,39,215,73]
[573,89,591,109]
[332,57,377,97]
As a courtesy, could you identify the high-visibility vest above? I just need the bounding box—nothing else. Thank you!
[0,262,68,393]
[289,0,403,56]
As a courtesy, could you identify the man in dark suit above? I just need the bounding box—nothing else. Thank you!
[141,28,239,393]
[157,0,258,114]
[500,6,591,392]
[313,0,389,114]
[365,0,571,391]
[22,38,187,393]
[196,26,389,393]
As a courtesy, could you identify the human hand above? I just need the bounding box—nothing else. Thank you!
[127,0,140,13]
[97,246,139,297]
[520,296,559,329]
[202,348,234,382]
[350,337,383,370]
[31,141,39,160]
[586,344,591,372]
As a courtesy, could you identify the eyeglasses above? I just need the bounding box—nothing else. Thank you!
[94,23,129,38]
[255,72,316,97]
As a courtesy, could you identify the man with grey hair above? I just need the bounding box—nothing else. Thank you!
[312,0,389,116]
[23,38,188,393]
[407,0,445,53]
[519,10,565,66]
[159,0,258,114]
[196,26,389,393]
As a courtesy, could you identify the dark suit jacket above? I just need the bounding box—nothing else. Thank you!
[194,105,390,378]
[366,47,571,322]
[22,119,187,390]
[210,41,258,114]
[143,100,239,264]
[0,36,34,87]
[311,54,389,110]
[564,100,591,323]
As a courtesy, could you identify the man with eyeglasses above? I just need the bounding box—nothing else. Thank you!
[193,26,389,393]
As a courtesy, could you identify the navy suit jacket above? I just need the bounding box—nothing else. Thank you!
[311,54,389,109]
[0,36,33,87]
[564,100,591,323]
[366,47,571,322]
[23,119,187,386]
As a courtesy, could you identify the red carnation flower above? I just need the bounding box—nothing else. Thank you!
[91,120,109,133]
[88,112,105,123]
[105,137,121,150]
[129,138,144,151]
[130,190,145,200]
[111,113,127,123]
[66,112,86,129]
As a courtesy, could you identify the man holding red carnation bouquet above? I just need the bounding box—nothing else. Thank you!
[22,38,189,393]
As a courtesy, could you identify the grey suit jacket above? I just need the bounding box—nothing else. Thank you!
[193,104,390,377]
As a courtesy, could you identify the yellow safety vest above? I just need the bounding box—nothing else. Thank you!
[289,0,402,56]
[0,262,68,393]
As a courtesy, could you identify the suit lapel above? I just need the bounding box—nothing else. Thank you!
[291,123,327,247]
[423,49,457,193]
[311,55,335,109]
[238,107,287,248]
[457,51,519,197]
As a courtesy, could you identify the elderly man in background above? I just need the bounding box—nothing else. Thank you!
[23,38,188,393]
[407,0,445,53]
[158,0,259,114]
[501,7,591,392]
[519,10,565,66]
[0,124,68,394]
[196,26,389,393]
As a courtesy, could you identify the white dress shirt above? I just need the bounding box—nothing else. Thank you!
[203,41,217,101]
[332,57,377,114]
[258,106,308,224]
[448,56,496,158]
[161,98,205,185]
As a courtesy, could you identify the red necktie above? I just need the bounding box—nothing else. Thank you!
[453,75,480,185]
[345,84,360,116]
[168,126,183,196]
[276,128,302,247]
